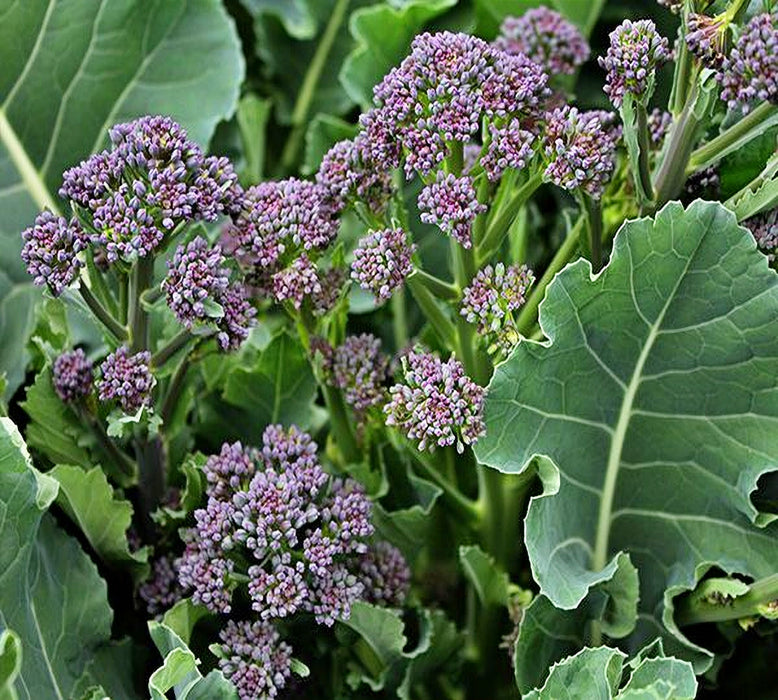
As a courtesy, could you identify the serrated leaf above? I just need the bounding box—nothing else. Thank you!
[340,0,457,108]
[21,369,93,468]
[476,201,778,670]
[459,545,511,607]
[48,465,149,581]
[0,418,134,699]
[0,0,244,287]
[222,331,317,429]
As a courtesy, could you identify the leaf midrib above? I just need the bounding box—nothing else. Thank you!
[591,221,708,572]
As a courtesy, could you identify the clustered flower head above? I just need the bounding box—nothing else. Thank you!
[162,235,255,349]
[21,212,87,296]
[217,619,292,700]
[544,106,618,199]
[52,349,93,402]
[494,8,590,76]
[351,228,415,301]
[418,173,486,248]
[686,13,729,69]
[316,137,395,214]
[97,347,156,413]
[460,263,535,355]
[719,12,778,113]
[139,556,182,618]
[385,348,486,452]
[363,31,550,178]
[327,334,389,414]
[647,108,673,146]
[231,179,339,310]
[599,19,669,107]
[359,541,411,606]
[482,120,537,181]
[58,115,240,263]
[176,425,409,696]
[745,209,778,263]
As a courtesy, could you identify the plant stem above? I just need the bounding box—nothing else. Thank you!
[391,288,409,350]
[128,256,154,352]
[278,0,351,172]
[688,102,778,172]
[411,269,459,301]
[79,284,128,341]
[478,173,543,263]
[322,384,361,465]
[676,574,778,626]
[652,92,700,208]
[136,435,167,529]
[583,196,604,273]
[636,104,654,203]
[76,405,136,486]
[407,275,457,351]
[161,355,191,425]
[516,217,583,335]
[410,448,481,524]
[151,330,194,368]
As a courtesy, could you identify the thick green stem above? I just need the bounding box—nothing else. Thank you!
[76,406,136,486]
[136,436,167,529]
[583,196,604,273]
[151,330,194,369]
[161,355,191,426]
[322,384,361,465]
[128,256,154,352]
[391,288,409,350]
[516,217,583,335]
[479,173,543,263]
[688,102,778,172]
[652,95,701,208]
[636,104,654,203]
[411,269,459,301]
[407,275,457,350]
[676,574,778,626]
[411,448,481,524]
[79,284,128,342]
[278,0,350,172]
[669,34,692,116]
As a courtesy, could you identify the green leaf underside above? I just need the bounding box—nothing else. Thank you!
[0,418,119,699]
[476,202,778,665]
[0,0,244,284]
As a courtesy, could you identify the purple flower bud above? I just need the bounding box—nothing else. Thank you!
[686,13,729,69]
[272,255,322,309]
[248,556,308,619]
[21,212,87,295]
[139,555,182,618]
[176,543,234,614]
[351,228,415,301]
[385,348,486,452]
[217,619,292,700]
[311,266,347,316]
[328,334,389,413]
[52,349,93,402]
[97,347,155,413]
[359,541,411,607]
[745,209,778,263]
[495,8,590,76]
[418,172,486,248]
[719,12,778,113]
[163,236,230,328]
[461,263,535,354]
[215,284,256,352]
[544,106,617,199]
[204,441,258,500]
[599,19,669,107]
[482,119,537,181]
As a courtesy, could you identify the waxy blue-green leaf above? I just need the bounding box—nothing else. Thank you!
[476,201,778,669]
[523,645,697,700]
[0,418,134,699]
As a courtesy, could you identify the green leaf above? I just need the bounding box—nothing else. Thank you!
[523,645,697,700]
[476,201,778,670]
[0,0,244,285]
[459,545,511,607]
[0,285,39,400]
[20,369,92,468]
[550,0,606,37]
[236,94,273,184]
[340,0,457,108]
[238,0,319,39]
[161,599,210,646]
[48,465,149,581]
[223,331,318,429]
[0,629,21,700]
[302,114,357,175]
[0,418,135,699]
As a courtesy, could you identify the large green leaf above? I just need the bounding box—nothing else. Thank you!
[476,201,778,668]
[339,0,457,108]
[523,645,697,700]
[0,418,134,699]
[0,0,244,284]
[222,331,317,429]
